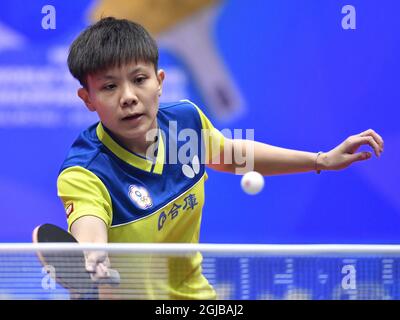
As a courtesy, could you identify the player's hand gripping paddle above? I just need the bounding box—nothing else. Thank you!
[32,223,120,299]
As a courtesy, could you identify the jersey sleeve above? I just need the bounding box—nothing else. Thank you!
[191,104,226,164]
[57,166,113,231]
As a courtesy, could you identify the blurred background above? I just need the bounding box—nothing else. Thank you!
[0,0,398,243]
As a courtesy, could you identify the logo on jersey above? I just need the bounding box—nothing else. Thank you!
[65,202,74,218]
[182,155,200,178]
[158,212,167,231]
[128,185,153,209]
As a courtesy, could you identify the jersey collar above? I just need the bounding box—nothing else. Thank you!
[96,122,165,175]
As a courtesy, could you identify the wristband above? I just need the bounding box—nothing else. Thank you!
[315,151,323,174]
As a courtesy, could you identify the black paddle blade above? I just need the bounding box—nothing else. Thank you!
[33,224,98,299]
[35,223,77,243]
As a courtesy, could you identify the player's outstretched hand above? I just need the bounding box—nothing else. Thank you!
[84,250,111,281]
[319,129,384,171]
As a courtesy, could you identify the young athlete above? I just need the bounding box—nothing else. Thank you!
[58,17,384,299]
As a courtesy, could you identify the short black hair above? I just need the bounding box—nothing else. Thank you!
[68,17,159,87]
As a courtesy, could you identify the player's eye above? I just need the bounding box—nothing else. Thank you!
[134,76,147,85]
[102,84,116,91]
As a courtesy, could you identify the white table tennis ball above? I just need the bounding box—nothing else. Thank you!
[241,171,264,195]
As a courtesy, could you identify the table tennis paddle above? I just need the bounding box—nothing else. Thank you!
[32,223,120,300]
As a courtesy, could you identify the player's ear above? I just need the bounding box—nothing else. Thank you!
[78,87,96,112]
[156,69,165,97]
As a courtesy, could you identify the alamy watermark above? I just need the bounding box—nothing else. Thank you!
[41,264,56,290]
[341,264,357,290]
[41,5,56,30]
[145,122,255,175]
[342,5,356,30]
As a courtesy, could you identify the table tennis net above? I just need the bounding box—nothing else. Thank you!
[0,244,399,300]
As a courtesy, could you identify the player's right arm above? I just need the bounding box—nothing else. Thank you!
[57,166,113,280]
[70,215,111,279]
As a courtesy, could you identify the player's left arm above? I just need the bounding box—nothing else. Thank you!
[207,129,384,175]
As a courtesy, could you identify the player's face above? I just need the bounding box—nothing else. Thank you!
[79,61,165,150]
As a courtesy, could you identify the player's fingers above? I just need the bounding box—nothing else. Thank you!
[96,262,110,277]
[85,250,107,263]
[84,250,108,273]
[89,263,110,282]
[85,260,96,273]
[347,136,381,157]
[358,129,384,151]
[347,151,372,164]
[102,255,111,268]
[91,268,120,286]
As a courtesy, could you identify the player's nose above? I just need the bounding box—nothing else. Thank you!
[120,82,138,107]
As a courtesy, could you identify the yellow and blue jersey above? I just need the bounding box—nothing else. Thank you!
[57,100,225,299]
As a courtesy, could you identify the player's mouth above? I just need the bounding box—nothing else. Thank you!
[121,113,144,123]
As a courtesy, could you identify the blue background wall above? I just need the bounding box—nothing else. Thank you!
[0,0,398,243]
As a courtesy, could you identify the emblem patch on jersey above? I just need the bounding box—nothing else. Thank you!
[182,155,200,178]
[128,185,153,209]
[65,202,74,218]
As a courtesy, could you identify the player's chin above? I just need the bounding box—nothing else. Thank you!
[124,121,153,139]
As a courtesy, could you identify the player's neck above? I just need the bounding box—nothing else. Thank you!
[112,119,159,159]
[129,135,158,159]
